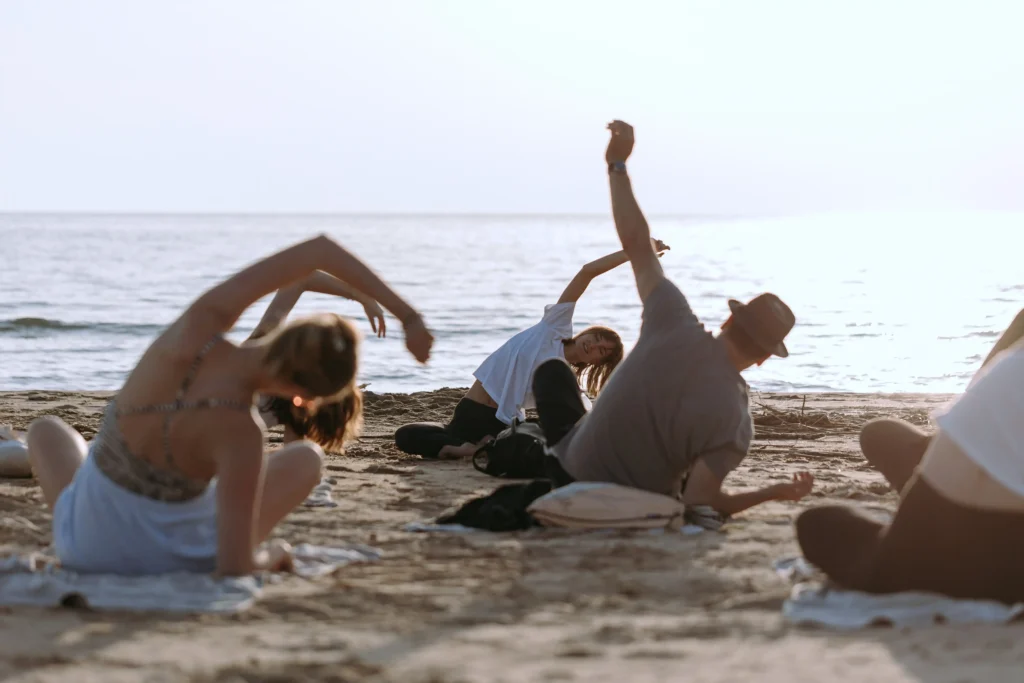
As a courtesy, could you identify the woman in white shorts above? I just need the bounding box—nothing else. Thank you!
[796,339,1024,603]
[27,234,432,576]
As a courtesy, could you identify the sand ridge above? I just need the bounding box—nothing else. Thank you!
[0,389,1020,683]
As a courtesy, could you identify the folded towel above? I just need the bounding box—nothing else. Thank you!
[0,542,381,613]
[774,556,1024,628]
[404,522,479,533]
[0,426,31,478]
[783,583,1024,628]
[403,521,705,535]
[302,477,339,508]
[288,543,381,579]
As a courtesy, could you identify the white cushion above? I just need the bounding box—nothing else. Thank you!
[527,482,686,529]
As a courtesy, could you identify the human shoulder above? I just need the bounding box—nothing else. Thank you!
[210,416,263,468]
[641,279,701,337]
[539,301,575,339]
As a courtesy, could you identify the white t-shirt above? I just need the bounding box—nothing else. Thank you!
[473,302,590,425]
[932,346,1024,498]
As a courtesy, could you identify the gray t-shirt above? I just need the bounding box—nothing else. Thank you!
[554,279,752,498]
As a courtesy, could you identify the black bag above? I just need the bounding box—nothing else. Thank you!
[472,420,549,479]
[436,479,554,531]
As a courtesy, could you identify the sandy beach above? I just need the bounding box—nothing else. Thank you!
[0,388,1021,683]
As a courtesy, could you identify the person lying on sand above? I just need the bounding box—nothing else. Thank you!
[529,120,814,517]
[796,336,1024,603]
[856,308,1024,489]
[245,270,388,452]
[394,240,668,460]
[26,234,432,576]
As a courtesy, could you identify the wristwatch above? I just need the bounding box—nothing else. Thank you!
[608,161,627,175]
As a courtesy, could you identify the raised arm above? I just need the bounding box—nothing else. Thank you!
[248,272,387,342]
[605,120,666,303]
[189,234,431,362]
[557,240,669,304]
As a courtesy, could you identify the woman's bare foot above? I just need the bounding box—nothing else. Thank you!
[437,435,494,460]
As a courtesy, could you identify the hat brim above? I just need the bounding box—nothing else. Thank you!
[728,299,789,358]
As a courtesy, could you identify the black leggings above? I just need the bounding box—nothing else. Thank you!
[796,419,1024,604]
[532,359,586,487]
[394,398,506,459]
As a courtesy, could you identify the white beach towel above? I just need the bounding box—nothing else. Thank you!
[0,543,380,613]
[403,521,705,535]
[302,476,339,508]
[404,522,480,533]
[0,426,31,478]
[773,557,1024,629]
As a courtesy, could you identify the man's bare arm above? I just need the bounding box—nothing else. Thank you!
[605,121,667,303]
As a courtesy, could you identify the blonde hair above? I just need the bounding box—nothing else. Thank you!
[259,313,363,450]
[564,325,624,397]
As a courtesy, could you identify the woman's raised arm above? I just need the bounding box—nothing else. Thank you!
[189,234,431,361]
[557,239,669,304]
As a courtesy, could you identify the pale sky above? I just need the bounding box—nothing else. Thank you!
[1,0,1022,214]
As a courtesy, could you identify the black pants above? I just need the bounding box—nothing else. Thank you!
[435,360,580,530]
[796,419,1024,604]
[532,359,586,488]
[394,398,506,459]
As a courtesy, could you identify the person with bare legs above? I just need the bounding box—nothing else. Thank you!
[857,307,1024,493]
[28,234,432,576]
[796,336,1024,602]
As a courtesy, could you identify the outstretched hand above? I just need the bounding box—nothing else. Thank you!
[771,472,815,502]
[363,301,386,338]
[257,539,294,573]
[404,315,434,364]
[605,120,635,164]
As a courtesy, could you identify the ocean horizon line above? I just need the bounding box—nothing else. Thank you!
[0,209,746,221]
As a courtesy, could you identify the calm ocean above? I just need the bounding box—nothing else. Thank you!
[2,212,1021,394]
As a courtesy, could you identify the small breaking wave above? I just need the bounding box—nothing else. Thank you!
[0,318,163,336]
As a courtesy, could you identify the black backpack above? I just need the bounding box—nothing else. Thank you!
[472,420,549,479]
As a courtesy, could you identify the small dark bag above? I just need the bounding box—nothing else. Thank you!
[472,420,549,479]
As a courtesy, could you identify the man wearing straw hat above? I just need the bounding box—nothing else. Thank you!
[531,120,814,521]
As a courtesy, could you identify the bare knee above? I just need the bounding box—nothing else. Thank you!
[27,416,83,454]
[289,441,325,487]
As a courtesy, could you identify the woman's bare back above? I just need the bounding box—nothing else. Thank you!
[113,316,259,482]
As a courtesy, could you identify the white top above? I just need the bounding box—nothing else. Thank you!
[473,302,591,425]
[931,346,1024,499]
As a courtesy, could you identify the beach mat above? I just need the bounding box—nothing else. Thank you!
[0,543,380,613]
[774,557,1024,629]
[0,427,31,478]
[302,476,339,508]
[404,521,705,535]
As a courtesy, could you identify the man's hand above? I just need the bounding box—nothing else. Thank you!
[362,301,386,338]
[770,472,815,501]
[403,314,434,364]
[652,238,670,256]
[605,120,635,164]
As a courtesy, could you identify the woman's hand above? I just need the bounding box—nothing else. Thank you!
[255,539,294,573]
[652,238,670,256]
[770,472,815,501]
[362,301,387,338]
[403,314,434,363]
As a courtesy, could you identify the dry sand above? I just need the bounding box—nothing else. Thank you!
[0,389,1020,683]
